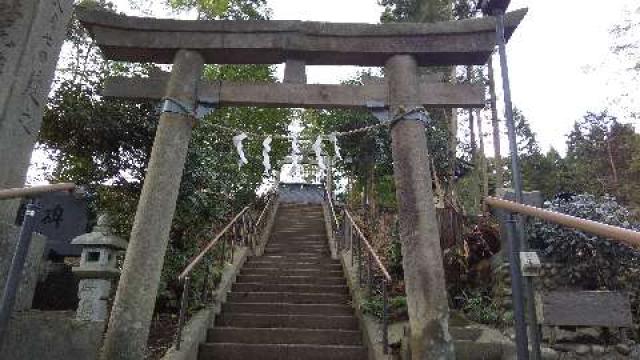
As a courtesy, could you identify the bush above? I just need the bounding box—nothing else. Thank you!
[528,193,640,319]
[362,295,408,321]
[459,290,506,326]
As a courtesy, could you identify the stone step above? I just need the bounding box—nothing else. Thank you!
[264,247,328,254]
[272,228,325,231]
[270,236,326,241]
[266,241,329,250]
[227,291,349,304]
[247,256,339,265]
[261,252,332,258]
[265,243,328,249]
[243,262,341,271]
[265,244,327,249]
[223,302,353,315]
[266,243,327,248]
[241,268,344,277]
[272,227,326,231]
[454,340,503,360]
[207,327,363,346]
[263,250,331,256]
[199,343,367,360]
[267,240,327,246]
[232,283,348,294]
[237,275,346,286]
[215,313,359,330]
[272,236,325,239]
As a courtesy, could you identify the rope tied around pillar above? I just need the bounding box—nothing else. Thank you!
[161,97,217,120]
[387,106,432,128]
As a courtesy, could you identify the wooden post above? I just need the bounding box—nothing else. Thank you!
[386,55,455,359]
[100,50,204,360]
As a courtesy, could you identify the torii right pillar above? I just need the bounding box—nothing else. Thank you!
[386,55,455,359]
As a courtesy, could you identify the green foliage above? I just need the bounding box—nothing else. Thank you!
[41,82,157,186]
[167,0,268,19]
[362,295,408,320]
[40,0,288,313]
[529,194,640,290]
[459,290,505,326]
[563,112,640,206]
[529,193,640,320]
[379,0,454,23]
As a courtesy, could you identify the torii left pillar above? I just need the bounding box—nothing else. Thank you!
[100,50,204,360]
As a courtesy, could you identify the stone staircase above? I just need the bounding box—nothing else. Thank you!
[199,203,368,360]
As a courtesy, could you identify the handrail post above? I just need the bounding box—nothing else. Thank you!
[506,213,530,360]
[367,253,373,296]
[357,235,363,287]
[220,233,226,266]
[0,199,40,348]
[230,223,235,263]
[382,279,389,354]
[201,264,209,303]
[176,276,191,350]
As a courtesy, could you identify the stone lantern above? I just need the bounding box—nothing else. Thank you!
[71,215,127,321]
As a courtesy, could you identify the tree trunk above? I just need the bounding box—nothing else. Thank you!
[476,109,489,208]
[606,136,619,187]
[467,65,477,162]
[488,57,504,190]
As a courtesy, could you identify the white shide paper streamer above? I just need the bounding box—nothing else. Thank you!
[262,136,272,177]
[232,132,249,168]
[313,135,326,183]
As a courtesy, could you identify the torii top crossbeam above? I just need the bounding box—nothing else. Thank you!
[77,8,526,66]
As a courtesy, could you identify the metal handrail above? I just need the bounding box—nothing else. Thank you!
[324,187,340,231]
[176,205,252,349]
[254,193,275,231]
[178,206,251,281]
[341,208,393,354]
[0,183,77,200]
[344,209,392,282]
[485,197,640,247]
[175,192,278,350]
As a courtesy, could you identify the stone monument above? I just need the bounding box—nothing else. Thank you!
[0,0,74,223]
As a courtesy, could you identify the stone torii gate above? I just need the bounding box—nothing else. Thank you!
[77,7,526,360]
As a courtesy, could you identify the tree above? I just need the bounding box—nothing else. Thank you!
[41,0,290,315]
[611,4,640,118]
[380,0,453,23]
[504,108,569,198]
[565,112,640,207]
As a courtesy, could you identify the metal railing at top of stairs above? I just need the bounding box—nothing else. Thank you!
[174,191,278,350]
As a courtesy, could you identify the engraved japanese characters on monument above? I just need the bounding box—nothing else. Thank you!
[0,0,74,224]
